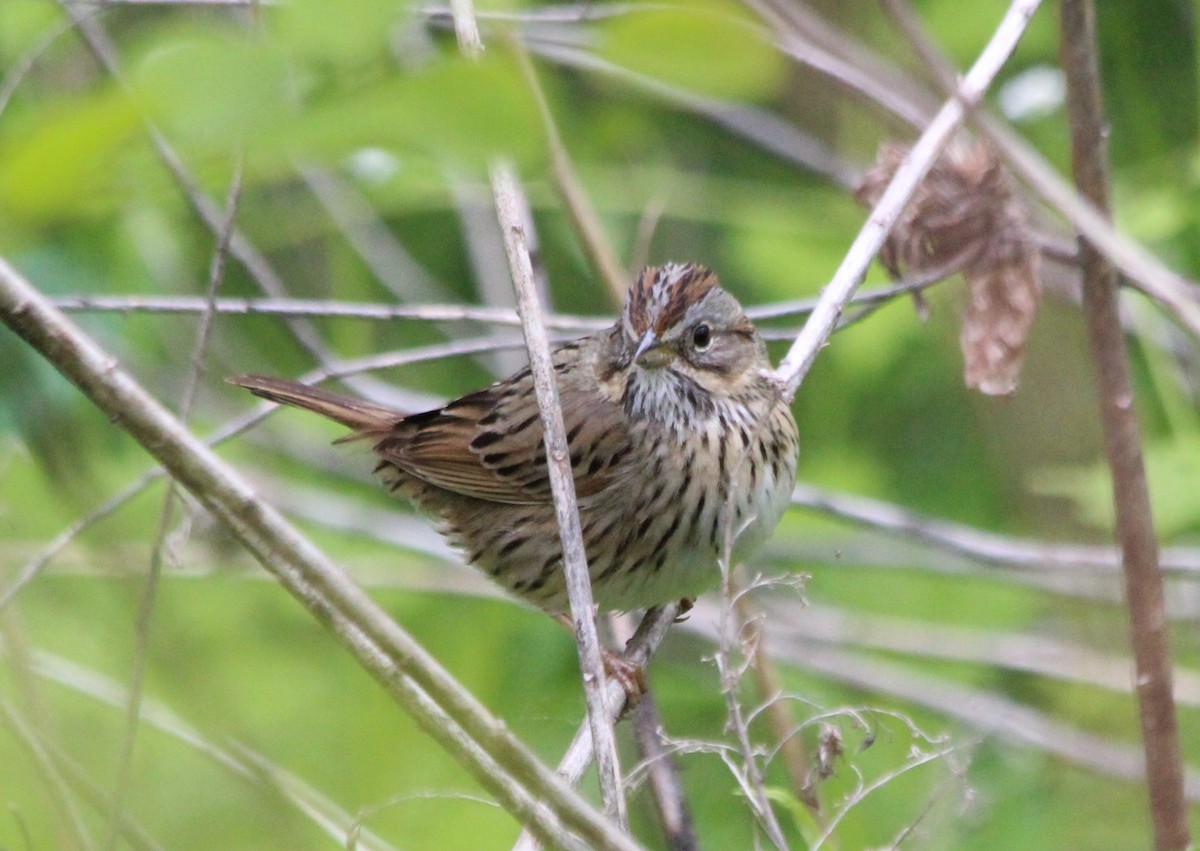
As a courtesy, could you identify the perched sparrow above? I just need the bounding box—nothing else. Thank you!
[232,263,798,614]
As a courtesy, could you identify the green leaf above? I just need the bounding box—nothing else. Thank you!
[0,0,60,60]
[0,89,140,222]
[271,0,402,65]
[286,51,544,171]
[766,784,823,846]
[596,1,786,101]
[129,27,293,157]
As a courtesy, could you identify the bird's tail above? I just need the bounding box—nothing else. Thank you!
[228,375,402,434]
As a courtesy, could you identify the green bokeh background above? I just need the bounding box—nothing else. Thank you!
[2,0,1199,848]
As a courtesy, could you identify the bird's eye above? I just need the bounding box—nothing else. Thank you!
[691,323,712,350]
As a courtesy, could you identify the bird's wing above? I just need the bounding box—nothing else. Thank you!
[374,340,633,505]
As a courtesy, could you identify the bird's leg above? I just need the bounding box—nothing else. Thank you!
[554,614,647,703]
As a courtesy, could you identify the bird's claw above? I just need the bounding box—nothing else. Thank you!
[602,648,646,709]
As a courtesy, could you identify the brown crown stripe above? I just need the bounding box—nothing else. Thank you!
[626,263,719,336]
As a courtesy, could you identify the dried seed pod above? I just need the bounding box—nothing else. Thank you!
[856,139,1041,395]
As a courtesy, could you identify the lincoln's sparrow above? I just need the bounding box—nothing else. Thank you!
[232,263,798,613]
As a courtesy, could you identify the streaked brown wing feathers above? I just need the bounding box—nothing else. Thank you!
[375,344,631,504]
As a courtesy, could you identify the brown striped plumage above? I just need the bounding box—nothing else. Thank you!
[231,263,798,613]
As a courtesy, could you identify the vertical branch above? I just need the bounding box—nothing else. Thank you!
[512,42,629,304]
[1058,3,1190,848]
[444,0,626,828]
[733,586,820,815]
[448,0,484,56]
[630,693,699,851]
[714,575,789,849]
[490,163,627,828]
[611,610,698,851]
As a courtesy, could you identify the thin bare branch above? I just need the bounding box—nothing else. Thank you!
[630,692,699,851]
[714,574,790,849]
[773,638,1200,801]
[772,0,1044,399]
[790,484,1200,577]
[628,197,667,278]
[446,0,628,827]
[0,15,80,118]
[47,278,944,330]
[810,740,967,851]
[605,611,697,851]
[490,161,627,828]
[526,40,857,189]
[747,0,935,130]
[296,165,450,304]
[734,583,820,815]
[49,294,606,332]
[513,41,628,303]
[105,165,243,850]
[511,604,680,851]
[0,255,640,851]
[448,0,484,56]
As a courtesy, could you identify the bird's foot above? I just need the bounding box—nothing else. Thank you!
[602,648,646,707]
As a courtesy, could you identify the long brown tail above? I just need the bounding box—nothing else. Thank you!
[228,375,402,432]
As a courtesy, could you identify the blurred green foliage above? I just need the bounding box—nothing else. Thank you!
[1,0,1199,848]
[596,0,787,100]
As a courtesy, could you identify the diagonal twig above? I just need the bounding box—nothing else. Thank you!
[772,0,1044,399]
[0,254,641,851]
[57,3,402,404]
[512,41,628,303]
[733,581,821,816]
[0,698,96,850]
[629,690,699,851]
[713,573,790,848]
[877,0,1200,345]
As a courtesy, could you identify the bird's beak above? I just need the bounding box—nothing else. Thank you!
[633,330,674,368]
